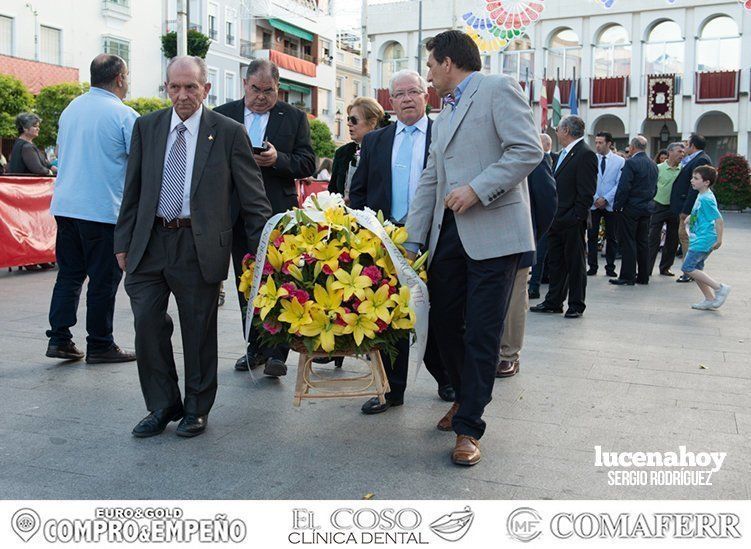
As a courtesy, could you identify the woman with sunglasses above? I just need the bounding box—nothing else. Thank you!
[328,97,386,202]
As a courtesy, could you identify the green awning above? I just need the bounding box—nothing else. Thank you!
[268,18,313,42]
[280,81,311,95]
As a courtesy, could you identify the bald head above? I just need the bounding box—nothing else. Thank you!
[166,56,208,84]
[540,133,552,153]
[90,54,127,97]
[630,135,648,152]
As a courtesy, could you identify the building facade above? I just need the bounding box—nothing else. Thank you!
[366,0,751,161]
[1,0,163,98]
[333,32,365,145]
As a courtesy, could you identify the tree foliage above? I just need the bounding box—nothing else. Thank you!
[34,82,89,148]
[124,97,172,116]
[0,74,35,139]
[715,153,751,210]
[161,30,211,59]
[309,118,336,160]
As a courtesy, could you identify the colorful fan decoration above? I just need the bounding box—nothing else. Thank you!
[597,0,679,7]
[741,0,751,12]
[462,7,532,52]
[464,25,511,52]
[485,0,546,30]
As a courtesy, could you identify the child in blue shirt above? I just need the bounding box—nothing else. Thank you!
[682,165,730,310]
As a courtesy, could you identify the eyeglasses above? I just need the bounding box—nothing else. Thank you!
[390,89,425,101]
[249,86,277,97]
[347,116,360,125]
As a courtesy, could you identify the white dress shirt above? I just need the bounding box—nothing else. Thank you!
[555,135,585,172]
[160,105,202,219]
[244,106,270,146]
[391,115,428,205]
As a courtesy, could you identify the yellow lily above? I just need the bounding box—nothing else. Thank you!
[312,239,340,272]
[340,312,380,346]
[266,245,284,272]
[390,287,416,330]
[324,206,352,229]
[277,297,313,333]
[279,235,304,261]
[358,285,393,323]
[299,308,347,352]
[313,277,344,312]
[387,225,408,245]
[348,232,377,259]
[295,225,327,251]
[253,276,289,320]
[331,263,373,301]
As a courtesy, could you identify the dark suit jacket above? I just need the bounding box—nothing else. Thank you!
[552,139,597,227]
[520,155,558,269]
[348,119,432,218]
[328,141,358,195]
[613,151,658,216]
[669,151,712,216]
[114,107,272,284]
[213,98,315,214]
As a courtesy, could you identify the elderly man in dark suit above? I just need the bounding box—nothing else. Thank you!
[610,136,658,286]
[348,69,454,414]
[214,59,316,376]
[530,115,597,319]
[669,133,712,283]
[114,56,271,438]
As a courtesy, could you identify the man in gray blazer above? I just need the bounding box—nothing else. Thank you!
[406,31,542,466]
[114,56,271,438]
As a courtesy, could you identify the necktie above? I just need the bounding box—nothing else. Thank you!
[600,155,607,175]
[158,123,188,221]
[443,94,457,110]
[555,148,567,172]
[248,113,264,146]
[391,125,418,222]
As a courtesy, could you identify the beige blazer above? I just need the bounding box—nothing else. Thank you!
[406,73,543,264]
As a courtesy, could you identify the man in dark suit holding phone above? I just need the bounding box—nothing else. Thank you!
[215,60,316,377]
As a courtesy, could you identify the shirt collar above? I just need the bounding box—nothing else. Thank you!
[170,105,203,136]
[563,136,584,154]
[681,150,701,166]
[90,86,122,102]
[452,72,478,105]
[244,106,269,119]
[598,150,614,160]
[396,115,428,135]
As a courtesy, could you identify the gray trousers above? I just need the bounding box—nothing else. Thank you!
[124,225,221,415]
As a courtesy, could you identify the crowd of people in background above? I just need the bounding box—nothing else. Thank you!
[5,28,730,466]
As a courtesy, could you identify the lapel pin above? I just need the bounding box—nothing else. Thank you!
[208,134,214,141]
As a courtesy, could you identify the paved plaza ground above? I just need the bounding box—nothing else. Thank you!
[1,212,749,500]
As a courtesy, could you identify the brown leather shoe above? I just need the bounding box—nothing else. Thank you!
[495,360,519,378]
[437,402,459,431]
[452,435,481,466]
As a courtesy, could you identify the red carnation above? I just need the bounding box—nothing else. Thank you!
[376,319,388,333]
[339,250,353,263]
[362,265,383,284]
[322,264,334,275]
[262,261,275,275]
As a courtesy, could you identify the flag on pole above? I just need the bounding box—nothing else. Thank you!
[540,82,548,132]
[552,82,562,128]
[569,80,578,115]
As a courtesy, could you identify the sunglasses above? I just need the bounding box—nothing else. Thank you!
[347,116,360,125]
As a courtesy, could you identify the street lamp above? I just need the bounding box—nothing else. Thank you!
[660,124,670,144]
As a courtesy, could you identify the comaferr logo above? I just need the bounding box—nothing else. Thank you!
[550,512,741,539]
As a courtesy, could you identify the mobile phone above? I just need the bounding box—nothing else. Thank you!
[252,142,269,154]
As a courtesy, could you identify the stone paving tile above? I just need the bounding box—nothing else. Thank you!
[0,213,749,500]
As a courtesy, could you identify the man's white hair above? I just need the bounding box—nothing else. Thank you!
[389,69,429,95]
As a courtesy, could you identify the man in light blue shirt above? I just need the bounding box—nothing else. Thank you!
[587,131,625,277]
[45,54,138,365]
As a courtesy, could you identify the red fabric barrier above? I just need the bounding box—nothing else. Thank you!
[0,176,56,268]
[296,179,330,207]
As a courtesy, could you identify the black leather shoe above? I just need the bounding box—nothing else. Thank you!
[86,345,136,364]
[234,353,264,371]
[587,267,597,276]
[676,274,693,283]
[361,396,403,415]
[564,309,583,318]
[527,288,540,299]
[438,384,456,402]
[46,341,84,360]
[263,358,287,377]
[609,278,635,286]
[175,414,207,437]
[132,406,184,438]
[605,269,617,277]
[529,303,563,314]
[660,269,675,277]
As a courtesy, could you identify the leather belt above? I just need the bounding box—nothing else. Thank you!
[155,216,192,228]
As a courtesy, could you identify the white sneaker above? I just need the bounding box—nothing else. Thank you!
[691,300,715,310]
[711,284,731,309]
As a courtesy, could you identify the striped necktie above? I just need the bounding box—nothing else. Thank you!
[391,125,418,222]
[158,123,188,221]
